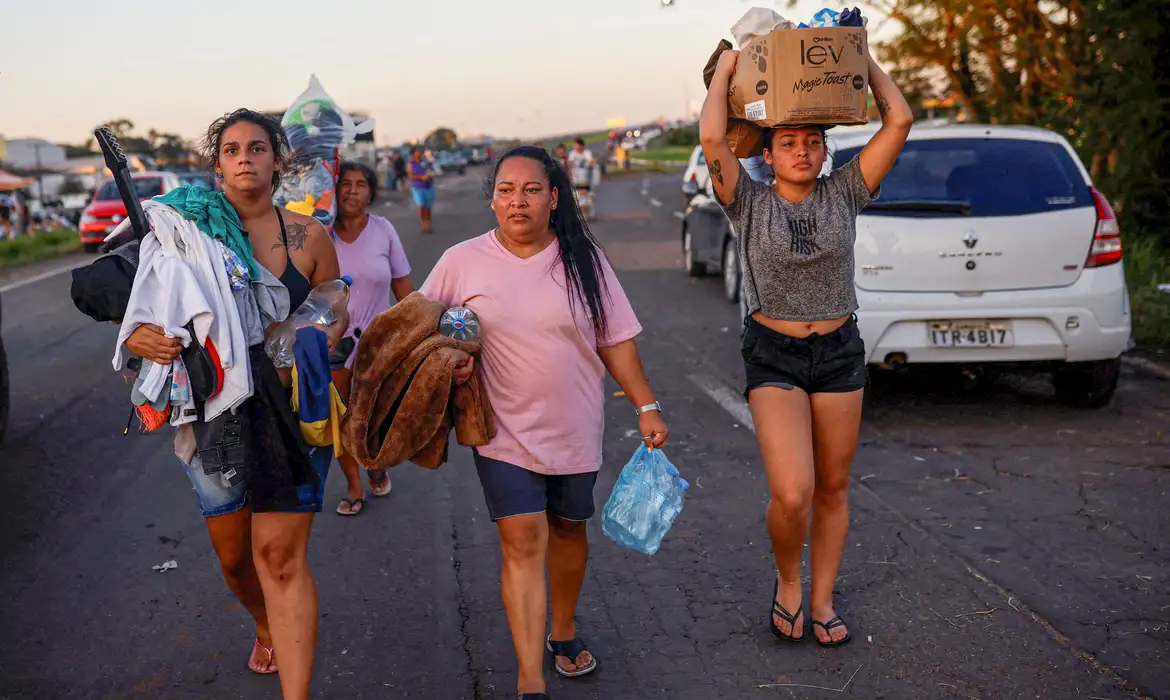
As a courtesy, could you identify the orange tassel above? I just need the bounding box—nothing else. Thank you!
[135,404,172,432]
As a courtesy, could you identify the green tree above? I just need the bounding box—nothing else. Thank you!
[872,0,1170,234]
[425,127,459,151]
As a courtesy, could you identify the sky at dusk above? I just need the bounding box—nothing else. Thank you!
[2,0,889,146]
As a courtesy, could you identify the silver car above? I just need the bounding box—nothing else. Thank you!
[680,156,772,318]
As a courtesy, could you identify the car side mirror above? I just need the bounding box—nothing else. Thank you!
[682,181,699,196]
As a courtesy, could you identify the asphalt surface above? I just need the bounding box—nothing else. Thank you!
[0,167,1167,700]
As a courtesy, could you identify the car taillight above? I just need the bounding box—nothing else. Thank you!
[1085,188,1122,268]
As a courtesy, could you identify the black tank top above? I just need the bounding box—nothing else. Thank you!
[274,208,312,310]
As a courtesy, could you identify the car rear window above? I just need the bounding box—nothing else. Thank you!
[96,178,163,201]
[833,138,1092,217]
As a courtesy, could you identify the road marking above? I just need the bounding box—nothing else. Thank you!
[673,211,685,220]
[0,260,81,294]
[687,373,755,431]
[649,198,663,208]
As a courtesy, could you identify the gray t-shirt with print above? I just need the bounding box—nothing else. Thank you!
[720,155,877,322]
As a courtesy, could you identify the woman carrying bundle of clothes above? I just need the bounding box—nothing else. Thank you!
[119,109,347,700]
[420,146,669,700]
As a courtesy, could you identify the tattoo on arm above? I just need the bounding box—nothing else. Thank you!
[875,92,891,117]
[275,222,309,251]
[710,159,724,186]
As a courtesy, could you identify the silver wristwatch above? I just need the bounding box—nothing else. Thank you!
[635,401,662,416]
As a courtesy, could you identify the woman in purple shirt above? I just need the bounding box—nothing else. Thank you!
[330,162,415,515]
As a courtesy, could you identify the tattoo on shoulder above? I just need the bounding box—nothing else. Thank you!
[282,222,309,251]
[710,159,724,186]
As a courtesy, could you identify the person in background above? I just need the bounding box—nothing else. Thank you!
[408,146,436,234]
[393,151,408,192]
[330,161,414,516]
[421,146,669,700]
[699,48,912,647]
[553,143,570,172]
[0,194,12,239]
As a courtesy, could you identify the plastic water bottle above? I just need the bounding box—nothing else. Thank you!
[601,445,689,556]
[439,306,480,342]
[265,276,353,368]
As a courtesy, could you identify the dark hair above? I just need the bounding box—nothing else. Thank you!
[338,161,378,205]
[574,138,585,147]
[486,146,610,337]
[202,109,291,194]
[763,125,829,153]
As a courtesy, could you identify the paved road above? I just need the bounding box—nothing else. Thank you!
[1,168,1167,700]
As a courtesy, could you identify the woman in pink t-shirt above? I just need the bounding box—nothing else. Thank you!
[331,162,414,516]
[421,146,668,700]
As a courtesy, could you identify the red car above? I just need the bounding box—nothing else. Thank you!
[79,172,182,252]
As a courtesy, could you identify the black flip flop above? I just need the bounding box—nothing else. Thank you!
[335,498,366,516]
[812,615,852,647]
[770,577,805,643]
[546,635,599,678]
[518,694,550,700]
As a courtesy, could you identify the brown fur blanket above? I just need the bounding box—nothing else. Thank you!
[341,292,495,470]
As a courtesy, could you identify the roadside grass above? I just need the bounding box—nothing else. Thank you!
[603,162,679,178]
[0,228,82,268]
[1123,232,1170,355]
[631,145,696,164]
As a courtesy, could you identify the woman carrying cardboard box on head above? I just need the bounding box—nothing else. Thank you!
[699,42,912,646]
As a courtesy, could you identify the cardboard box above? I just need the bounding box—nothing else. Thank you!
[729,27,869,127]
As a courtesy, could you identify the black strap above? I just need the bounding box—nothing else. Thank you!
[275,207,287,246]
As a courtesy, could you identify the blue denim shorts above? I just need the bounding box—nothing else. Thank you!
[472,450,598,522]
[182,445,333,518]
[411,187,435,209]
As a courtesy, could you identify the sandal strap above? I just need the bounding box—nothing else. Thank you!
[772,601,802,625]
[812,615,846,631]
[547,636,587,659]
[254,638,274,663]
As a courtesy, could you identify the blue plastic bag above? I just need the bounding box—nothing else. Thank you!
[602,445,689,555]
[810,8,840,27]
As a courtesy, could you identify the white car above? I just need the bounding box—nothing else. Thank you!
[683,124,1131,407]
[840,123,1130,407]
[681,146,709,205]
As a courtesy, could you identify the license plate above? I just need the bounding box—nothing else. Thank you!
[928,320,1014,348]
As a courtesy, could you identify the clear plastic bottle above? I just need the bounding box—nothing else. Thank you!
[439,306,481,342]
[265,275,352,368]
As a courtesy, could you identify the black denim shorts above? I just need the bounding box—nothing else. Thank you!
[742,315,868,397]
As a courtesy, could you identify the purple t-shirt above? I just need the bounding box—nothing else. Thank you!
[332,214,412,363]
[409,160,433,190]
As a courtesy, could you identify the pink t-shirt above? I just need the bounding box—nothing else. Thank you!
[420,231,642,475]
[332,214,412,365]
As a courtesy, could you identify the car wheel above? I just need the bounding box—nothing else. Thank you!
[723,239,740,304]
[0,334,8,443]
[1053,358,1121,408]
[683,229,706,277]
[82,242,99,254]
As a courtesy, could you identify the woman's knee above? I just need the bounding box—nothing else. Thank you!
[769,483,814,520]
[547,515,588,540]
[499,519,547,562]
[254,537,308,582]
[813,476,850,509]
[217,547,253,583]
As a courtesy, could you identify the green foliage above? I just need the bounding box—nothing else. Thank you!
[425,127,459,151]
[875,0,1170,240]
[0,229,81,268]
